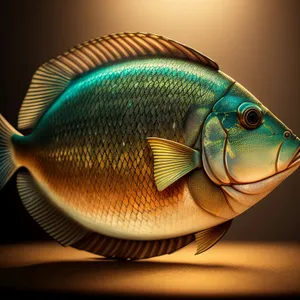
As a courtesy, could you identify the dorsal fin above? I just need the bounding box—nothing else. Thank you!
[18,32,219,130]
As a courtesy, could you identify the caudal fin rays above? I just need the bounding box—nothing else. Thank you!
[0,114,22,190]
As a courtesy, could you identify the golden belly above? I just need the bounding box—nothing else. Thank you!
[17,142,223,240]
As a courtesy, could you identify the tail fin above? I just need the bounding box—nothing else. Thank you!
[0,114,23,190]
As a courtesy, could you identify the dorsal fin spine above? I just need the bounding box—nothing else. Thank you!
[18,32,219,130]
[53,57,79,75]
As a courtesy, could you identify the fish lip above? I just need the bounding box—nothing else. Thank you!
[288,148,300,168]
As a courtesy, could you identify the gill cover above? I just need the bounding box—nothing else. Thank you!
[202,81,300,210]
[202,113,230,185]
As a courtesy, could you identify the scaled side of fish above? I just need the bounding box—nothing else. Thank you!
[0,33,299,259]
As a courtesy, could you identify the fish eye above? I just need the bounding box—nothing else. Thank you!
[284,131,292,139]
[238,104,263,130]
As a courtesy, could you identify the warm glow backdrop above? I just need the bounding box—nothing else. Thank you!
[0,0,299,243]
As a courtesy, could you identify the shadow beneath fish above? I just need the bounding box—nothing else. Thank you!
[1,257,298,300]
[0,258,273,296]
[90,256,251,271]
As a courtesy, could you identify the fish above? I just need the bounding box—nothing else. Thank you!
[0,32,299,259]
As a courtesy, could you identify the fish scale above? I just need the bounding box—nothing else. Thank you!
[2,32,296,259]
[12,58,229,240]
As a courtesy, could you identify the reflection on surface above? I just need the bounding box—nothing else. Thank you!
[0,241,299,297]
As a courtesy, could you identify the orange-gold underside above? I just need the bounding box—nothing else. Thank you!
[21,144,186,237]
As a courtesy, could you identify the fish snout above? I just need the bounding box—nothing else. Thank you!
[277,136,300,172]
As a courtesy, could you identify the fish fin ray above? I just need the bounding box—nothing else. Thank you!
[194,220,232,255]
[17,171,88,246]
[72,231,194,260]
[18,32,218,130]
[0,114,22,190]
[147,137,201,191]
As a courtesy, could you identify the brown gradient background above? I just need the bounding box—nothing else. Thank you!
[0,0,299,244]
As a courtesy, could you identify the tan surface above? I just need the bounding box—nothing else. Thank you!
[0,241,299,298]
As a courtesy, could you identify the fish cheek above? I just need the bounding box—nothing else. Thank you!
[202,113,230,184]
[225,127,280,183]
[188,169,235,219]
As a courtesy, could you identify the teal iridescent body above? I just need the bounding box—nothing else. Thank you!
[0,33,299,259]
[13,58,234,240]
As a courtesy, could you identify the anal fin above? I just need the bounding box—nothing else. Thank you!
[17,171,88,246]
[194,220,232,255]
[72,231,195,260]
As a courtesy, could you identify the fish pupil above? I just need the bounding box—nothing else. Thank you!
[246,110,259,125]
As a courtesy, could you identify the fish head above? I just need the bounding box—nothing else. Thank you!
[202,82,300,213]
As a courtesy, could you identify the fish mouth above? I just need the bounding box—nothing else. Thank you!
[288,147,300,168]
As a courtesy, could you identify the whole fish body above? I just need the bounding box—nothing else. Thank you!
[0,33,299,259]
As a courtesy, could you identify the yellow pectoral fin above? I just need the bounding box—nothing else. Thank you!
[147,137,201,191]
[194,220,232,255]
